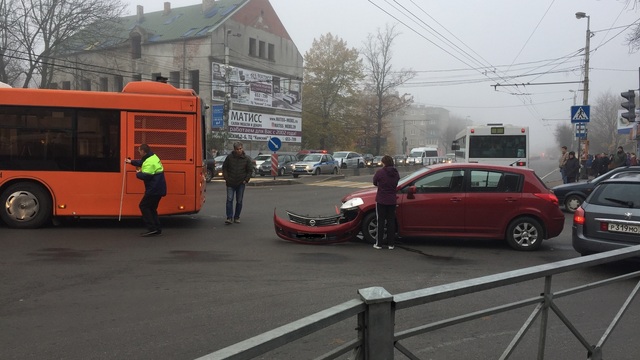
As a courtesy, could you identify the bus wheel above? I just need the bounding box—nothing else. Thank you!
[0,182,52,229]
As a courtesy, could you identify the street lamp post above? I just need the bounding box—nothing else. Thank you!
[576,11,591,179]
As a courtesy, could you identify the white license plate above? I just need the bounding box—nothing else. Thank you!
[608,223,640,234]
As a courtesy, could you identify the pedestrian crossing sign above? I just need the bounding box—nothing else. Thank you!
[571,105,590,123]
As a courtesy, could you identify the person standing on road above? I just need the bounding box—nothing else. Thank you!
[125,144,167,237]
[611,146,627,169]
[558,146,569,184]
[564,151,580,183]
[222,142,253,225]
[372,155,400,250]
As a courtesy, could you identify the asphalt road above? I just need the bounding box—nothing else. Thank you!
[1,159,639,359]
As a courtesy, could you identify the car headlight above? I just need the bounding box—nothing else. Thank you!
[341,197,364,210]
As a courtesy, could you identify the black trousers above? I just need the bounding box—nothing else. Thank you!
[376,203,397,247]
[139,194,162,231]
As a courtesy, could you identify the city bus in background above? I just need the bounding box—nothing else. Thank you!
[0,81,207,228]
[452,124,529,167]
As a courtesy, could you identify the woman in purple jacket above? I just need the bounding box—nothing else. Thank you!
[372,155,400,250]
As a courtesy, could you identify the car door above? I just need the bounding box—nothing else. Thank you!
[396,169,466,237]
[319,154,331,173]
[464,170,523,237]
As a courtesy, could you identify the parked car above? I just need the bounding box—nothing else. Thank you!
[205,157,216,182]
[213,154,227,178]
[371,155,384,167]
[362,153,374,167]
[291,153,339,178]
[258,153,297,176]
[333,151,365,169]
[572,174,640,256]
[393,154,407,166]
[552,166,640,213]
[252,153,272,176]
[275,163,565,251]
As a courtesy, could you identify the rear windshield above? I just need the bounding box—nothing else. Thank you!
[590,183,640,208]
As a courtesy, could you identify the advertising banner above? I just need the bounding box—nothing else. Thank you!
[211,62,302,112]
[227,110,302,143]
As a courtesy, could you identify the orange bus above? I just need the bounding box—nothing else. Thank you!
[0,81,207,228]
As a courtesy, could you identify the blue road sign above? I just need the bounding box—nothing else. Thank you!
[268,137,282,152]
[571,105,590,123]
[212,105,224,129]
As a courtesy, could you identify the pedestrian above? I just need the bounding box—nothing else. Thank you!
[558,146,569,184]
[611,146,627,169]
[564,151,580,183]
[125,144,167,236]
[599,153,610,175]
[372,155,400,250]
[222,141,253,224]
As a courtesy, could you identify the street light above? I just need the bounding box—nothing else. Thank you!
[576,11,591,178]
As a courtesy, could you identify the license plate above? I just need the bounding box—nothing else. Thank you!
[608,223,640,234]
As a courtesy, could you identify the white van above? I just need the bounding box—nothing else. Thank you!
[407,147,439,165]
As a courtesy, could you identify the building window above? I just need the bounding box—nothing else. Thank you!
[62,81,71,90]
[169,71,180,87]
[99,77,108,91]
[249,38,256,56]
[268,43,275,61]
[132,74,142,82]
[258,40,265,58]
[82,79,91,91]
[131,34,142,59]
[189,70,200,94]
[115,76,124,92]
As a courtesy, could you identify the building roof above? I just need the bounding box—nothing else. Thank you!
[68,0,249,52]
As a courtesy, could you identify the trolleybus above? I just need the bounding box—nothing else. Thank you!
[452,124,529,167]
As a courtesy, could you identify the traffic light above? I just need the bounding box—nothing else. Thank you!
[621,90,636,122]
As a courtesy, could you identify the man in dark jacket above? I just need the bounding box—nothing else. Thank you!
[126,144,167,236]
[372,155,400,250]
[564,151,580,183]
[222,142,253,224]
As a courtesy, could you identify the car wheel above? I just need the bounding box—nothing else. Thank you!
[313,168,320,176]
[361,212,378,244]
[341,163,347,169]
[0,182,52,229]
[506,216,543,251]
[332,167,338,174]
[260,173,265,177]
[293,174,299,178]
[564,195,584,213]
[278,168,284,176]
[205,168,213,183]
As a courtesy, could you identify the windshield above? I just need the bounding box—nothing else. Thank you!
[333,152,348,158]
[303,154,322,162]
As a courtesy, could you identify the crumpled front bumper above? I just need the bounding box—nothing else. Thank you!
[273,208,362,244]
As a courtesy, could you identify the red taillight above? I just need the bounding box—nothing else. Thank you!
[573,207,585,225]
[534,193,559,206]
[600,222,608,231]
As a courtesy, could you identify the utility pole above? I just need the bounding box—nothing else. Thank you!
[576,11,591,179]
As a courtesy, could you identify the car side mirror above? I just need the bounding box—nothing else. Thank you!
[407,186,417,199]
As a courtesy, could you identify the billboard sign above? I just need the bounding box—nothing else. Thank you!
[227,110,302,143]
[211,62,302,112]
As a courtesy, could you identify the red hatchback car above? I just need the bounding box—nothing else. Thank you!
[274,163,565,251]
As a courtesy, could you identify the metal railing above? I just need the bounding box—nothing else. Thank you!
[196,245,640,360]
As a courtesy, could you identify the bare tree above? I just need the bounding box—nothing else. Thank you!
[361,24,416,155]
[2,0,125,88]
[588,91,635,154]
